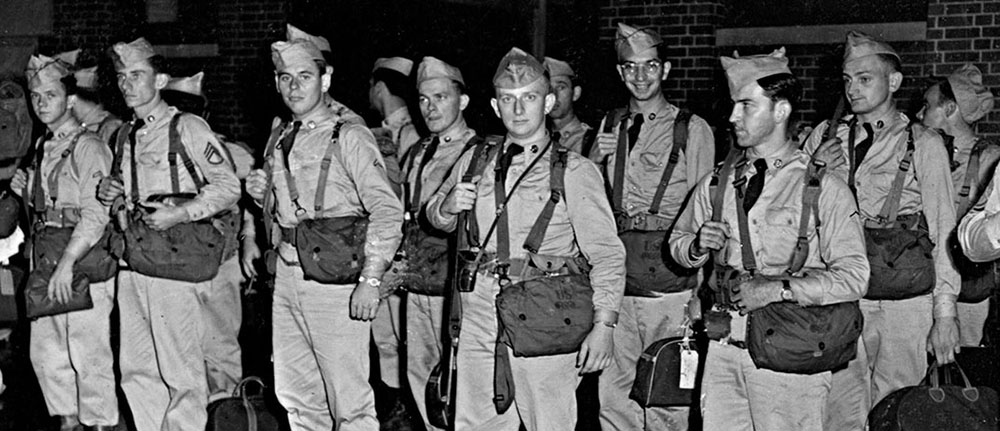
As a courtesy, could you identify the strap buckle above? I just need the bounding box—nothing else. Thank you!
[494,263,511,287]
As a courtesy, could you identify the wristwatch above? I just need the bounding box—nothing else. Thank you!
[780,279,794,302]
[358,275,382,288]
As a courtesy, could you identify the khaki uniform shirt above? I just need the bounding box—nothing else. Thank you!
[950,135,1000,217]
[26,121,112,247]
[804,110,960,318]
[957,140,1000,262]
[375,107,421,161]
[403,125,476,217]
[267,107,403,278]
[79,108,122,147]
[594,100,715,229]
[427,134,626,314]
[327,96,365,126]
[119,102,240,222]
[556,117,592,155]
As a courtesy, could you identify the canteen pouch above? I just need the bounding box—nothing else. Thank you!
[456,250,479,293]
[495,272,594,357]
[294,216,368,284]
[123,209,225,283]
[864,226,935,300]
[25,265,92,319]
[33,225,118,282]
[621,230,698,296]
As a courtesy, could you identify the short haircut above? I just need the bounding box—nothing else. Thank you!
[372,67,415,101]
[57,74,78,96]
[936,79,956,105]
[74,87,102,105]
[875,54,902,74]
[757,72,802,113]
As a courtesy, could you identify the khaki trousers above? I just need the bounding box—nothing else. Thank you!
[405,292,445,431]
[372,291,402,388]
[197,256,243,398]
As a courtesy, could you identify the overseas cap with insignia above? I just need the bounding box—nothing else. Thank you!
[543,57,575,78]
[53,49,80,66]
[286,24,331,53]
[110,38,157,69]
[721,47,792,95]
[25,54,73,90]
[165,71,204,96]
[947,64,995,123]
[843,30,900,66]
[373,57,414,76]
[74,66,98,89]
[615,23,662,60]
[493,47,545,90]
[416,56,464,86]
[271,39,324,71]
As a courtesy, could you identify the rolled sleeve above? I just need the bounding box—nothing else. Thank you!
[668,174,714,269]
[425,149,472,233]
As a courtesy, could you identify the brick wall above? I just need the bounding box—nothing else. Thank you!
[598,0,1000,139]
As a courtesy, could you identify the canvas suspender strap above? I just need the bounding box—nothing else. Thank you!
[731,156,758,274]
[461,136,501,250]
[260,122,288,248]
[610,109,630,214]
[788,158,825,274]
[958,139,986,217]
[580,127,598,159]
[649,110,691,215]
[875,125,916,227]
[167,114,206,194]
[109,122,132,185]
[523,143,569,254]
[492,139,553,283]
[847,117,859,193]
[46,129,86,205]
[312,122,347,212]
[408,136,441,215]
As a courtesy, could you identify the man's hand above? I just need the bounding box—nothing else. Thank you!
[813,138,845,171]
[693,221,730,257]
[246,169,268,203]
[10,169,27,196]
[240,237,260,279]
[686,292,702,323]
[97,177,124,205]
[48,264,74,304]
[731,278,781,315]
[593,131,618,160]
[142,202,190,231]
[928,316,961,364]
[577,324,614,374]
[350,282,380,321]
[441,176,480,216]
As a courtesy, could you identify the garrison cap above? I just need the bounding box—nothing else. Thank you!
[416,56,464,86]
[286,24,330,53]
[74,66,98,89]
[110,38,157,69]
[615,23,662,60]
[25,54,73,90]
[843,30,900,66]
[373,57,413,76]
[543,57,575,78]
[493,47,545,90]
[165,71,204,96]
[53,49,80,67]
[721,47,792,96]
[271,39,324,71]
[947,64,994,123]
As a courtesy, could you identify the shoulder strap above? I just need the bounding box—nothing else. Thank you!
[46,129,87,205]
[846,116,859,194]
[262,121,288,247]
[580,127,599,159]
[168,113,206,194]
[710,149,740,223]
[788,157,826,274]
[609,107,631,214]
[958,138,987,217]
[457,135,500,250]
[313,121,347,212]
[493,139,553,276]
[110,122,132,181]
[730,156,757,274]
[876,124,915,226]
[523,142,569,254]
[648,109,691,215]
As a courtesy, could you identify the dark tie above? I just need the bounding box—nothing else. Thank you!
[126,119,145,201]
[853,123,875,168]
[410,136,441,212]
[627,113,644,152]
[500,144,524,179]
[279,121,302,163]
[743,158,768,213]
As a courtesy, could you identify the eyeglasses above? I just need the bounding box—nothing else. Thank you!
[620,60,662,77]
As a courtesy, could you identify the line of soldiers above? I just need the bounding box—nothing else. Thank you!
[13,18,997,431]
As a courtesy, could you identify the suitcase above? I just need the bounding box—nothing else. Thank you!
[206,376,283,431]
[868,361,999,431]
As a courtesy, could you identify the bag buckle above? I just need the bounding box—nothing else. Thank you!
[494,263,511,287]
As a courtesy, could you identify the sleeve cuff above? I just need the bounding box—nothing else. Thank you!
[593,308,619,325]
[183,201,211,222]
[933,293,958,319]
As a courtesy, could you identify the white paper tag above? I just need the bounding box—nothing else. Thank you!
[0,268,13,296]
[679,348,698,390]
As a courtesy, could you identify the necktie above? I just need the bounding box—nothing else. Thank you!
[279,121,302,164]
[853,123,874,168]
[743,158,768,213]
[627,113,644,152]
[500,144,524,181]
[410,136,441,212]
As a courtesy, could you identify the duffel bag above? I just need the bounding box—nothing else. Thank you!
[33,226,118,283]
[868,361,998,431]
[746,296,863,374]
[25,264,92,319]
[620,230,697,297]
[206,376,283,431]
[294,216,368,284]
[496,273,594,357]
[864,226,935,300]
[123,209,224,283]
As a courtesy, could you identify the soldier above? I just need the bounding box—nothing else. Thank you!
[805,30,960,429]
[244,38,403,430]
[15,52,119,431]
[161,71,251,399]
[72,65,122,146]
[425,47,624,431]
[919,64,998,347]
[400,55,476,431]
[286,23,365,126]
[96,38,241,430]
[669,47,868,431]
[590,23,715,431]
[543,56,591,154]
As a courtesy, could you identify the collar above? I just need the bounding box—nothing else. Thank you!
[294,104,337,131]
[50,119,82,140]
[382,107,412,130]
[78,106,109,127]
[557,116,585,135]
[437,123,475,145]
[136,101,172,127]
[506,133,552,160]
[952,132,978,153]
[854,108,906,134]
[628,96,674,121]
[747,141,799,171]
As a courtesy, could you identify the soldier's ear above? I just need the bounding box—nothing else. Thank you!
[459,94,470,111]
[544,93,556,115]
[616,64,626,82]
[887,71,903,93]
[66,94,77,110]
[154,73,169,90]
[321,66,333,93]
[490,98,500,118]
[773,99,791,123]
[572,86,582,102]
[661,60,672,81]
[944,100,959,119]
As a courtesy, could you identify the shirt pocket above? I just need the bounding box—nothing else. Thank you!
[760,206,801,266]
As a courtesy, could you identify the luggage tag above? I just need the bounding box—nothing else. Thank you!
[678,314,698,390]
